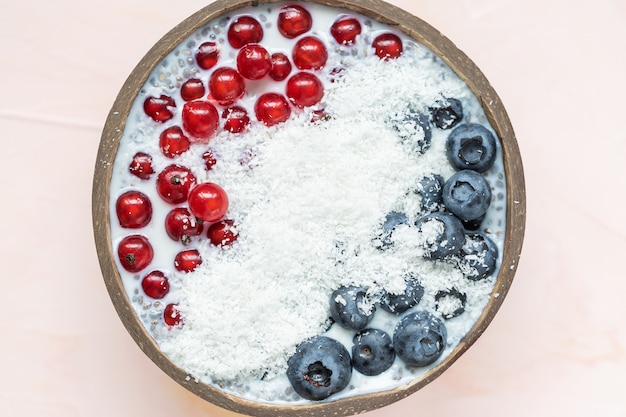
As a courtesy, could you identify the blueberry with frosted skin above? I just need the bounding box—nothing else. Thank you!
[430,97,463,129]
[443,170,492,222]
[391,108,432,154]
[379,273,424,314]
[434,288,467,319]
[393,311,447,367]
[417,174,444,214]
[415,212,465,259]
[461,213,485,231]
[287,335,352,401]
[351,328,395,376]
[376,211,408,249]
[330,285,375,330]
[458,231,499,280]
[446,123,497,172]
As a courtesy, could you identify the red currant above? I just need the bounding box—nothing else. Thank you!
[129,152,154,180]
[286,72,324,108]
[182,100,219,141]
[277,4,312,39]
[208,67,246,106]
[180,78,205,101]
[203,150,217,170]
[141,270,170,299]
[237,44,272,80]
[330,15,362,45]
[292,36,328,70]
[227,16,263,49]
[163,303,182,327]
[188,182,229,223]
[156,164,197,204]
[165,207,204,245]
[372,33,403,59]
[207,219,238,246]
[143,95,175,123]
[116,190,152,228]
[118,235,153,273]
[222,106,250,133]
[174,249,202,272]
[254,93,291,126]
[195,41,220,70]
[269,52,292,81]
[159,126,191,158]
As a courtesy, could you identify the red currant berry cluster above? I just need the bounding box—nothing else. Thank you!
[193,6,330,128]
[117,159,236,329]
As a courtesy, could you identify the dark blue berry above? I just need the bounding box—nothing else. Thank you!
[286,336,352,401]
[458,232,499,280]
[446,123,497,172]
[415,212,465,259]
[330,286,375,330]
[461,214,485,231]
[417,174,444,214]
[430,97,463,129]
[379,273,424,314]
[391,109,432,154]
[434,288,467,319]
[376,211,408,249]
[393,311,447,367]
[351,328,396,376]
[443,170,492,222]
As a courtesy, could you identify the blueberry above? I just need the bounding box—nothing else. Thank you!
[434,288,467,319]
[443,170,492,222]
[287,336,352,401]
[417,174,444,214]
[351,328,396,376]
[430,97,463,129]
[380,273,424,314]
[446,123,497,172]
[393,311,447,367]
[330,286,375,331]
[376,211,408,249]
[391,109,432,154]
[458,232,499,280]
[415,212,465,259]
[461,214,485,231]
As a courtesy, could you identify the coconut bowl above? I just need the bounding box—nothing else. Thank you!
[93,0,525,415]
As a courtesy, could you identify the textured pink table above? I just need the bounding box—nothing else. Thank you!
[2,0,625,416]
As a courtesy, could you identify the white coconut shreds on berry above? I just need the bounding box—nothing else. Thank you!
[109,1,507,405]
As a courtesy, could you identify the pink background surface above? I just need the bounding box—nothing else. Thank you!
[2,0,625,415]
